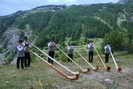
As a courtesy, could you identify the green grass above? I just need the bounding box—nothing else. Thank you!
[0,38,133,89]
[0,52,132,89]
[117,53,133,67]
[0,60,107,89]
[76,38,103,49]
[0,61,61,89]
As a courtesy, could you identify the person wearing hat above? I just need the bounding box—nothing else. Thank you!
[16,40,25,69]
[48,40,56,64]
[87,40,94,63]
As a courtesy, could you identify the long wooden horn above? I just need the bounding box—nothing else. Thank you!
[94,47,110,71]
[110,51,122,72]
[56,46,89,73]
[32,44,79,75]
[75,50,96,70]
[31,51,79,80]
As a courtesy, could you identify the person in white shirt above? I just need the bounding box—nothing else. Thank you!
[104,43,111,63]
[23,36,31,67]
[16,40,25,69]
[87,40,94,63]
[67,44,74,62]
[48,40,56,64]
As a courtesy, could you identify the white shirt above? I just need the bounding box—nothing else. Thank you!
[48,42,56,51]
[104,45,111,53]
[22,41,31,52]
[67,46,74,54]
[87,43,94,52]
[17,45,24,51]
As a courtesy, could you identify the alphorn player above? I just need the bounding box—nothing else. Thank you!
[104,43,112,63]
[48,40,56,64]
[67,44,75,62]
[87,40,94,63]
[16,40,25,69]
[23,36,31,67]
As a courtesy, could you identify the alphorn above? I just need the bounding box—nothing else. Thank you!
[32,44,79,75]
[56,46,89,73]
[110,51,122,72]
[31,51,79,80]
[94,46,111,71]
[75,50,96,70]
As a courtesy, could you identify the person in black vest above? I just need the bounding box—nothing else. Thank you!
[48,40,56,64]
[87,40,94,63]
[67,44,74,62]
[104,43,111,63]
[23,36,31,67]
[16,40,25,69]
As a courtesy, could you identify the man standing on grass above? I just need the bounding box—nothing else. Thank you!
[87,40,94,63]
[48,40,56,64]
[23,36,31,67]
[67,44,74,62]
[104,43,111,63]
[16,40,25,69]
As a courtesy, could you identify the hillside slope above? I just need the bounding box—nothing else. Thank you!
[0,2,133,62]
[0,53,133,89]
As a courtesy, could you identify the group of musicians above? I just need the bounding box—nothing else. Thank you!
[47,40,112,64]
[16,38,112,69]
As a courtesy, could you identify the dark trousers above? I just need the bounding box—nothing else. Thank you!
[24,52,31,67]
[88,51,93,63]
[48,51,55,64]
[68,54,73,62]
[17,57,24,69]
[105,53,110,63]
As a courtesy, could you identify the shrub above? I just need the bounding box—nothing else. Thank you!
[103,30,128,51]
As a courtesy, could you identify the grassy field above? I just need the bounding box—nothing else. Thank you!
[0,38,133,89]
[0,61,105,89]
[0,52,133,89]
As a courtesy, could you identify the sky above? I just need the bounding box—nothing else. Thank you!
[0,0,119,16]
